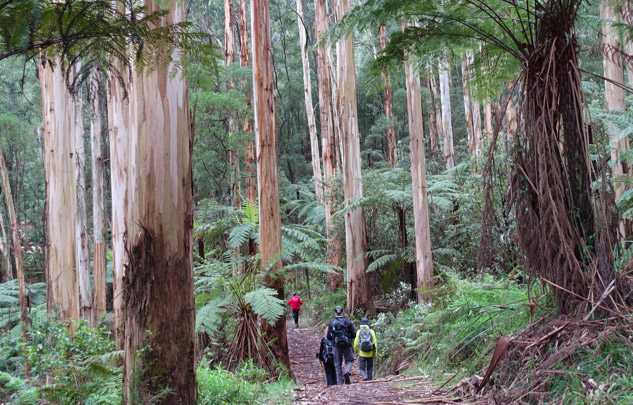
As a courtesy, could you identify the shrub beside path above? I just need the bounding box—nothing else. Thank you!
[287,321,464,404]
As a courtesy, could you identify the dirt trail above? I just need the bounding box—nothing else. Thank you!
[287,321,462,404]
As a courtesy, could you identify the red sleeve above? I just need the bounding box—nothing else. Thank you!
[287,299,292,305]
[299,298,303,305]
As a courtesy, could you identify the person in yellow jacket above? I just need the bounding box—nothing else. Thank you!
[353,318,377,381]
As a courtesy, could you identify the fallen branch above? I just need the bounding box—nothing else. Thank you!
[431,372,459,395]
[525,322,569,350]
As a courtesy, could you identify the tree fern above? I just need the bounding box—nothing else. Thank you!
[243,288,284,324]
[366,253,398,273]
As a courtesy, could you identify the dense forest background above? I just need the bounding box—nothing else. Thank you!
[2,0,633,403]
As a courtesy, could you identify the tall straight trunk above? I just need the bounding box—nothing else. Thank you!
[335,0,372,313]
[0,143,29,375]
[296,0,323,202]
[506,99,517,139]
[107,69,130,347]
[0,208,11,282]
[484,102,493,134]
[461,57,475,156]
[621,2,633,83]
[74,79,92,324]
[251,0,289,367]
[404,23,434,302]
[121,2,197,402]
[601,2,630,210]
[424,79,438,159]
[429,72,443,156]
[239,0,257,202]
[225,0,241,209]
[89,70,106,325]
[315,0,343,290]
[472,101,482,155]
[40,55,79,324]
[438,59,455,174]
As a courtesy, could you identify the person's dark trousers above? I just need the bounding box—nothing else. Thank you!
[292,310,299,327]
[333,346,354,384]
[323,360,337,385]
[359,356,374,381]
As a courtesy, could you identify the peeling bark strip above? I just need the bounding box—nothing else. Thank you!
[315,0,343,290]
[251,0,289,367]
[403,22,434,303]
[335,0,372,313]
[40,55,79,324]
[121,1,197,402]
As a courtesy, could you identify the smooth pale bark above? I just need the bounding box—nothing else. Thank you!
[424,79,438,159]
[0,207,11,281]
[239,0,257,202]
[107,60,131,347]
[461,58,475,156]
[335,0,372,313]
[0,142,28,374]
[40,56,79,324]
[506,99,517,140]
[73,78,92,325]
[464,51,482,156]
[429,73,443,157]
[89,70,106,325]
[621,3,633,83]
[315,0,343,290]
[251,0,289,367]
[601,2,630,207]
[438,59,455,174]
[226,0,241,210]
[484,103,493,134]
[403,23,434,302]
[296,0,323,202]
[121,2,197,402]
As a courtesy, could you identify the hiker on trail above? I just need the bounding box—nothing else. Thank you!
[316,329,337,386]
[287,293,303,328]
[326,306,356,385]
[353,317,378,381]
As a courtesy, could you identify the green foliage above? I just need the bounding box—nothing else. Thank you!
[243,287,285,324]
[0,280,46,330]
[0,371,38,404]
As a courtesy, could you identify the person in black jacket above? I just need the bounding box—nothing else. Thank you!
[316,330,337,385]
[326,306,356,384]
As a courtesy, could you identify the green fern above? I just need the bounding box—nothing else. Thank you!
[243,288,284,324]
[366,253,398,273]
[283,262,339,274]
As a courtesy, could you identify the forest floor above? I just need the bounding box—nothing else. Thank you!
[287,321,467,404]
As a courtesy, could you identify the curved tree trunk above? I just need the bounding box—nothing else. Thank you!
[121,1,197,402]
[315,0,343,291]
[335,0,373,313]
[403,22,434,302]
[251,0,289,367]
[40,55,79,324]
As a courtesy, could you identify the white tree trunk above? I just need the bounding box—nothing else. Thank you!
[89,69,106,326]
[335,0,372,313]
[438,59,455,173]
[122,1,196,402]
[40,55,79,324]
[0,206,12,282]
[73,72,92,325]
[484,102,493,134]
[461,57,475,157]
[251,0,289,366]
[403,22,434,302]
[315,0,343,290]
[107,63,131,347]
[296,0,323,203]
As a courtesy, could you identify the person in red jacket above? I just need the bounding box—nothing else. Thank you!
[287,292,303,328]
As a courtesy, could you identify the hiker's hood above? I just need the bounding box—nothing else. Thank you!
[359,325,369,329]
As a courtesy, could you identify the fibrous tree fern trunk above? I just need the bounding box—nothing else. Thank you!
[40,55,79,324]
[335,0,373,313]
[315,0,343,291]
[403,22,434,302]
[251,0,289,367]
[121,0,197,402]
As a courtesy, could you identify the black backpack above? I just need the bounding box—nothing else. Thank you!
[323,339,334,361]
[359,328,375,352]
[331,318,350,348]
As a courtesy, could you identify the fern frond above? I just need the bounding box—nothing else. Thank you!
[283,262,339,274]
[228,223,256,249]
[244,287,284,324]
[367,254,398,273]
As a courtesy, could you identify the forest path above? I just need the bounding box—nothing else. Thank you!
[287,321,462,404]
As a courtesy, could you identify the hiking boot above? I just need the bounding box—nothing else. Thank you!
[344,372,351,385]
